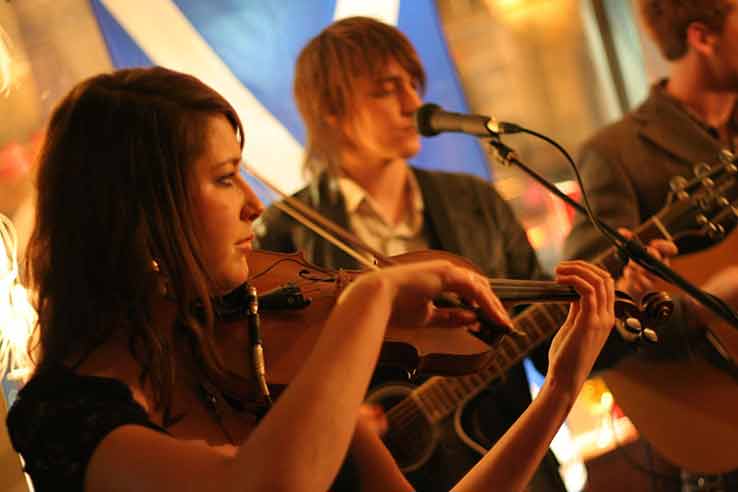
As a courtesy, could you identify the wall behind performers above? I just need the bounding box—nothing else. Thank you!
[1,0,654,264]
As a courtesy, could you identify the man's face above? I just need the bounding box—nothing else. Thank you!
[338,59,423,165]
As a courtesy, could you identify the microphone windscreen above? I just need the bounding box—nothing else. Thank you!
[414,103,441,137]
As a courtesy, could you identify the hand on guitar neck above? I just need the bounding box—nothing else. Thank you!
[615,227,679,304]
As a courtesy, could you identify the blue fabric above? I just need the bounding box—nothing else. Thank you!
[89,0,491,185]
[89,1,153,68]
[399,0,489,178]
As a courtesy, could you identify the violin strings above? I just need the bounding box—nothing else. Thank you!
[242,161,385,270]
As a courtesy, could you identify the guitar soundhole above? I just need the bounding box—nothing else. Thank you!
[365,382,439,472]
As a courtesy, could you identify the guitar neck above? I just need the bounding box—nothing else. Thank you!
[391,214,674,425]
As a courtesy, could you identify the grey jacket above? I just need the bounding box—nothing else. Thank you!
[565,82,733,260]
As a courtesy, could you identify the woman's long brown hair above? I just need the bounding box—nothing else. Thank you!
[26,66,245,417]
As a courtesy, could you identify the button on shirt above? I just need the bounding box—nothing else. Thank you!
[336,173,429,261]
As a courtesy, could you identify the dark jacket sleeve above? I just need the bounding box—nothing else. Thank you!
[563,126,710,370]
[563,131,642,261]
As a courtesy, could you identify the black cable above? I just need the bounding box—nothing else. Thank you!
[512,127,627,256]
[491,126,738,333]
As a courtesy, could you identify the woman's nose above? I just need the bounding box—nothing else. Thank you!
[241,179,265,221]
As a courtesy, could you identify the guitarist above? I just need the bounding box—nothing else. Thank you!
[564,0,738,489]
[254,16,672,492]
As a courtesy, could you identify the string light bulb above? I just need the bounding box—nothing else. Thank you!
[0,25,12,95]
[0,213,36,381]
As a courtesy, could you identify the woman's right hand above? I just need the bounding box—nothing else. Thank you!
[547,261,615,396]
[347,260,513,332]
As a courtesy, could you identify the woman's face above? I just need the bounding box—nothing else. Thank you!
[189,114,263,295]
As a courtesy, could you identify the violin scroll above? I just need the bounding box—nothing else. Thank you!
[613,290,674,344]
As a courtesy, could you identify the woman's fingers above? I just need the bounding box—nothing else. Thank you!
[555,261,612,321]
[379,260,511,330]
[428,306,479,327]
[439,266,512,330]
[548,261,616,390]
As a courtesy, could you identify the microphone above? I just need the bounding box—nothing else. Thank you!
[414,103,521,138]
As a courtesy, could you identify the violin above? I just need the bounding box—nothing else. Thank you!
[232,248,674,386]
[231,164,673,386]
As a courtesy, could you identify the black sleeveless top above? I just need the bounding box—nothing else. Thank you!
[5,366,166,491]
[6,365,360,491]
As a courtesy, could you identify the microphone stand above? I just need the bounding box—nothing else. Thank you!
[487,138,738,332]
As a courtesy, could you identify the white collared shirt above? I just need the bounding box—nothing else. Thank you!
[336,172,429,261]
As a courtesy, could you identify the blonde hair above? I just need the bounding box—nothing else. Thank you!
[294,16,425,178]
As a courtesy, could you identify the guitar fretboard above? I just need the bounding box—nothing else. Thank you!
[389,213,679,426]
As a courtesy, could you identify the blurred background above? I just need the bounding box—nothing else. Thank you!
[0,1,678,490]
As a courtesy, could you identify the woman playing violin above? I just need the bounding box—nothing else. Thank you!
[6,66,616,492]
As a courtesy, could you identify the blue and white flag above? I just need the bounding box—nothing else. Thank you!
[90,0,490,199]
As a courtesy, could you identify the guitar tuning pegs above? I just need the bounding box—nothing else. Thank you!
[693,162,712,177]
[669,175,689,192]
[707,222,726,240]
[720,149,735,163]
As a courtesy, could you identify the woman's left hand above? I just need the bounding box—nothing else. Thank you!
[547,261,615,396]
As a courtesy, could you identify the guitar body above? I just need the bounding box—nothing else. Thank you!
[666,227,738,362]
[603,356,738,474]
[365,382,440,472]
[365,381,485,492]
[603,228,738,474]
[372,155,738,479]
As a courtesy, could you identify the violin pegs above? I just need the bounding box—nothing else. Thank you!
[624,317,642,334]
[614,319,640,343]
[642,328,659,344]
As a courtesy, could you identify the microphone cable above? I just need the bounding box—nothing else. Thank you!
[494,126,738,330]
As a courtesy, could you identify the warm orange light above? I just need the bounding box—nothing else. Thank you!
[0,214,35,381]
[495,0,526,9]
[0,25,11,94]
[485,0,568,24]
[526,224,546,250]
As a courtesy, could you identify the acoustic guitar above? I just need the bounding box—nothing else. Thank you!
[602,162,738,474]
[367,151,738,474]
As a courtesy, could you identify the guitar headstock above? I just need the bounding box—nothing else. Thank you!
[658,150,738,255]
